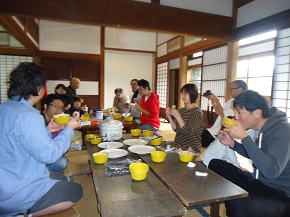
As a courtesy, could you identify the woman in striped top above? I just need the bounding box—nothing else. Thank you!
[166,84,204,151]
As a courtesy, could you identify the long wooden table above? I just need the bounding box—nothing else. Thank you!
[86,134,248,217]
[86,140,187,217]
[122,134,248,217]
[140,154,248,216]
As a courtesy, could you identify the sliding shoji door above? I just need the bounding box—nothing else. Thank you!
[272,27,290,122]
[0,55,33,103]
[201,45,228,110]
[156,62,168,118]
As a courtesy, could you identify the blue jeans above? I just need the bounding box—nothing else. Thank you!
[47,156,68,172]
[138,124,159,132]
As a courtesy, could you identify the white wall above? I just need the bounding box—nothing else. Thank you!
[104,50,154,109]
[105,27,156,51]
[237,0,290,27]
[39,20,101,54]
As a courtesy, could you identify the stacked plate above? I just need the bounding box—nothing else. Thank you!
[123,139,156,154]
[98,142,128,159]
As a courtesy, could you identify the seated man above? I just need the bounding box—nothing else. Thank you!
[209,90,290,217]
[42,94,82,172]
[0,63,83,216]
[113,88,130,114]
[128,79,142,118]
[201,80,248,167]
[202,80,248,146]
[41,94,69,172]
[135,79,160,132]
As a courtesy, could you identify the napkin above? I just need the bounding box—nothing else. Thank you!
[195,171,208,177]
[187,162,196,168]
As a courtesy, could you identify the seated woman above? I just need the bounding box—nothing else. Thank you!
[135,79,160,132]
[166,83,204,152]
[55,83,67,94]
[113,88,130,114]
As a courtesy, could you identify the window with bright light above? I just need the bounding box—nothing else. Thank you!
[272,27,290,121]
[237,56,275,96]
[237,30,276,97]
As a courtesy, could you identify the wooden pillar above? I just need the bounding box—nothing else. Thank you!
[178,55,187,108]
[34,55,42,111]
[226,41,239,100]
[100,27,105,108]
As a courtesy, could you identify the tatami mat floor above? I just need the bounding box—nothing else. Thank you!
[55,122,227,217]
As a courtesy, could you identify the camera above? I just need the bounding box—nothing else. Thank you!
[203,90,212,97]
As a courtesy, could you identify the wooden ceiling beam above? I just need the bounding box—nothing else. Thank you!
[0,0,233,41]
[0,15,38,55]
[0,47,32,56]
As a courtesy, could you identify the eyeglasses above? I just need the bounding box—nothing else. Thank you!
[49,104,64,110]
[229,87,241,91]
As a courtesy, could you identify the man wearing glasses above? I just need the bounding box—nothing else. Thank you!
[41,94,69,172]
[201,80,248,167]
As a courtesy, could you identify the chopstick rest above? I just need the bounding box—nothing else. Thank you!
[187,162,196,168]
[195,171,208,176]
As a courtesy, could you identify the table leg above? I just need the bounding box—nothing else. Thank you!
[210,202,220,217]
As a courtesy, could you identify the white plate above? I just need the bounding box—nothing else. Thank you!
[100,149,128,159]
[98,142,123,149]
[128,145,156,154]
[123,139,148,146]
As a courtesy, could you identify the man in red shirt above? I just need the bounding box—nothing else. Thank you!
[135,79,160,132]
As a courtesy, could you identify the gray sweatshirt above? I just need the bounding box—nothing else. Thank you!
[233,107,290,197]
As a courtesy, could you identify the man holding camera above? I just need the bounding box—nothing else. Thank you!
[201,80,248,167]
[202,80,248,147]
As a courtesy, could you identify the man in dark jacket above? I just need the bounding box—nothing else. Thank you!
[66,77,80,97]
[209,90,290,217]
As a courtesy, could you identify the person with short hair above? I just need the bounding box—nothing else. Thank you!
[41,93,69,172]
[0,62,83,216]
[202,80,248,146]
[66,77,80,97]
[113,88,130,114]
[209,90,290,217]
[201,80,248,167]
[135,79,160,132]
[67,97,85,117]
[166,83,204,151]
[129,79,142,117]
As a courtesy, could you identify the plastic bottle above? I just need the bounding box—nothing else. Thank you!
[96,109,103,120]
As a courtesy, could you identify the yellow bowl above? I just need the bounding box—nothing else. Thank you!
[92,152,108,164]
[143,130,153,137]
[222,117,236,128]
[131,129,141,137]
[82,114,90,122]
[125,116,133,122]
[53,114,70,125]
[129,162,149,181]
[85,133,98,142]
[150,137,162,146]
[114,113,122,120]
[91,137,102,145]
[179,151,194,163]
[150,151,166,163]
